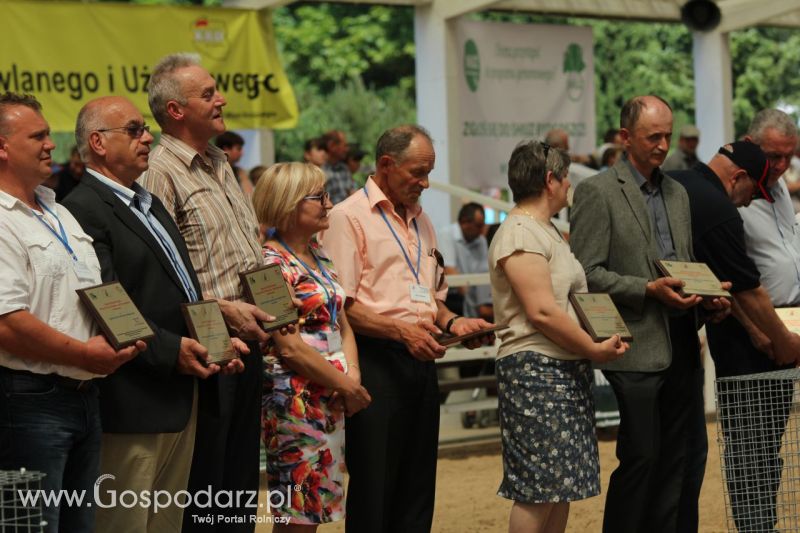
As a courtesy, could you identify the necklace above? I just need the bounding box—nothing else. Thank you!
[515,206,563,243]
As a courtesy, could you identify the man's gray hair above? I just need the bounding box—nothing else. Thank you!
[148,52,201,127]
[74,103,105,162]
[375,124,432,163]
[748,109,798,143]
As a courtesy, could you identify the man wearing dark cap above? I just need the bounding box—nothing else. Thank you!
[663,124,700,171]
[671,140,800,532]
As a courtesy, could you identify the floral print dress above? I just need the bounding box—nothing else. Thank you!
[261,242,348,524]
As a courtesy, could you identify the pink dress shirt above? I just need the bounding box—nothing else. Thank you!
[320,177,447,325]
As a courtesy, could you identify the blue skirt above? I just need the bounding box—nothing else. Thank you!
[496,350,600,503]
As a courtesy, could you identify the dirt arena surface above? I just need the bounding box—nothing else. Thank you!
[257,422,729,532]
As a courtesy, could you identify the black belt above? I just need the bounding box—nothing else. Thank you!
[0,366,94,391]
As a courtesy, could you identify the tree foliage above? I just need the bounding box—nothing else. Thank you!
[271,3,417,161]
[274,78,415,161]
[273,3,416,95]
[273,4,800,158]
[94,1,800,159]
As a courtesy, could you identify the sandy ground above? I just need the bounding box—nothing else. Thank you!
[256,422,729,532]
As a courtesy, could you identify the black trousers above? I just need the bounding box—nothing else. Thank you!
[181,347,264,532]
[678,367,708,533]
[345,335,440,533]
[708,316,794,532]
[602,316,703,533]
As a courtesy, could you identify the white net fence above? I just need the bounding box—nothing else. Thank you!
[716,368,800,532]
[0,469,46,532]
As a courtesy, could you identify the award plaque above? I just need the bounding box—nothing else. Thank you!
[76,281,155,349]
[776,308,800,336]
[655,260,731,298]
[181,301,238,366]
[436,324,509,347]
[569,292,633,342]
[240,264,299,331]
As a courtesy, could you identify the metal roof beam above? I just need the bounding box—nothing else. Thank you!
[718,0,800,32]
[221,0,292,9]
[433,0,503,19]
[488,0,681,21]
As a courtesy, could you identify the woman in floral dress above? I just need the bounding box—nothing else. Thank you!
[252,162,370,529]
[489,141,628,532]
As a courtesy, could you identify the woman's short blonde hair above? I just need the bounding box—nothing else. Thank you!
[252,162,327,232]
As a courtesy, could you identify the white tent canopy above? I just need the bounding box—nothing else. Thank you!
[225,0,800,227]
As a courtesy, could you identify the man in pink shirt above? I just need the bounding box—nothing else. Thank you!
[321,125,492,533]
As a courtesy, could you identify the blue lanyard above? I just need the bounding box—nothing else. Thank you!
[33,196,77,261]
[363,188,421,284]
[275,235,338,328]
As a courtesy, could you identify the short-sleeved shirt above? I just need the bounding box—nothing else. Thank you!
[739,178,800,306]
[670,163,760,293]
[0,186,102,379]
[489,214,587,360]
[139,134,262,301]
[320,177,447,324]
[262,243,344,357]
[437,222,492,317]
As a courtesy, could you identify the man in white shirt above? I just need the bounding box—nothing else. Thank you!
[438,202,493,321]
[709,108,800,531]
[0,92,143,532]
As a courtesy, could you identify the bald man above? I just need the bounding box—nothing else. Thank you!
[571,95,729,533]
[63,96,246,532]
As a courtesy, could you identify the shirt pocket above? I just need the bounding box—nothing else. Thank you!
[26,234,65,279]
[68,228,101,278]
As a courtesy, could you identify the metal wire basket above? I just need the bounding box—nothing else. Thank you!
[716,368,800,532]
[0,469,47,532]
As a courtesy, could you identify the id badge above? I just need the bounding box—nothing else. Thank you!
[326,330,343,353]
[73,261,97,288]
[410,284,431,303]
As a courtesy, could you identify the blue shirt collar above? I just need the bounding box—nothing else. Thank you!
[86,168,153,214]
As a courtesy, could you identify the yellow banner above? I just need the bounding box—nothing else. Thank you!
[2,1,298,131]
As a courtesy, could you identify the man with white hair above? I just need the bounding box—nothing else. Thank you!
[706,109,800,532]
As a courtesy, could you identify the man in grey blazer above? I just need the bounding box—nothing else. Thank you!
[570,95,729,532]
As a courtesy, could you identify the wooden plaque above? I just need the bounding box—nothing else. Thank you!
[655,260,731,298]
[569,292,633,342]
[436,324,509,347]
[76,281,155,349]
[181,300,238,366]
[239,264,299,332]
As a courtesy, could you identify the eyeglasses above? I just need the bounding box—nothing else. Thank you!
[303,191,330,205]
[430,248,446,291]
[96,124,150,139]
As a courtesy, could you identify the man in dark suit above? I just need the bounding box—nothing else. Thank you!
[570,95,729,533]
[63,96,245,532]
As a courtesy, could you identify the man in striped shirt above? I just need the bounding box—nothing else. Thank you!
[139,53,269,533]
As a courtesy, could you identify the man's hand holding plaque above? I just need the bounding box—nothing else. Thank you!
[655,260,731,299]
[240,264,299,331]
[181,300,247,376]
[77,281,155,349]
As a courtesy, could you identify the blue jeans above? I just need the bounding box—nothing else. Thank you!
[0,370,101,533]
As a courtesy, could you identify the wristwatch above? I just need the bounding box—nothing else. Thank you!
[445,315,461,334]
